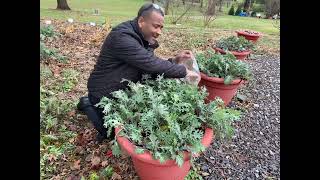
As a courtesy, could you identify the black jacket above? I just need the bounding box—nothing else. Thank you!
[87,18,187,102]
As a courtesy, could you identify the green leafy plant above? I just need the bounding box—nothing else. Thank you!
[61,69,79,92]
[185,166,203,180]
[40,42,67,63]
[215,36,255,52]
[100,166,114,179]
[40,25,56,38]
[96,75,241,167]
[228,4,235,15]
[89,172,100,180]
[235,4,242,16]
[197,50,252,84]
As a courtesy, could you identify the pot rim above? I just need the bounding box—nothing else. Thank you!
[235,30,262,37]
[200,72,243,85]
[213,47,251,55]
[115,127,214,166]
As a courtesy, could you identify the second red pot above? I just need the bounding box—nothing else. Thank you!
[198,72,243,105]
[213,47,251,60]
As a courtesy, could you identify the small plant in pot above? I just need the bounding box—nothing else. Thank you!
[236,29,262,43]
[197,50,252,105]
[213,36,255,60]
[96,75,241,180]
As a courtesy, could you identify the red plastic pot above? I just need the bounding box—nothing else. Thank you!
[115,127,214,180]
[236,30,262,43]
[198,72,243,105]
[213,47,251,60]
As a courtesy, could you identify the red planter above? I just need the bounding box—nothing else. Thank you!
[213,47,251,60]
[115,127,214,180]
[236,30,261,43]
[198,72,243,105]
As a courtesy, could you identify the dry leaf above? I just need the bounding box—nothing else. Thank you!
[101,160,109,167]
[72,160,81,170]
[111,172,122,180]
[91,156,101,167]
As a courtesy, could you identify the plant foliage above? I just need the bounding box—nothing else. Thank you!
[197,50,252,84]
[215,36,255,52]
[96,75,241,166]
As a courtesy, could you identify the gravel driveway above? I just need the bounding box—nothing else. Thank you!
[196,55,280,180]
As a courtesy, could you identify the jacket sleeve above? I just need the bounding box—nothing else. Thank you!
[110,33,187,78]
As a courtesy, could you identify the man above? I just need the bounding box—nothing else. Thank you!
[78,3,197,143]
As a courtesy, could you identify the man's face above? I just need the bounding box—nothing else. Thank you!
[138,11,164,44]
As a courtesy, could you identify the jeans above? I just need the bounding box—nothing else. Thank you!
[84,93,114,138]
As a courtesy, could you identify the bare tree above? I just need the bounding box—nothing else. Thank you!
[164,0,170,15]
[206,0,217,16]
[199,0,217,27]
[169,0,192,24]
[243,0,252,12]
[265,0,280,18]
[218,0,223,12]
[56,0,71,10]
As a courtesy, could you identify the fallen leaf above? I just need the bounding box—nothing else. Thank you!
[84,153,92,162]
[48,154,57,162]
[101,160,109,167]
[111,172,122,180]
[68,110,76,117]
[91,156,101,167]
[105,150,113,158]
[72,160,81,170]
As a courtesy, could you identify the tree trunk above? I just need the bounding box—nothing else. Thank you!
[152,0,155,3]
[206,0,216,15]
[164,0,170,15]
[182,0,185,5]
[243,0,251,12]
[219,0,223,12]
[57,0,71,10]
[200,0,203,8]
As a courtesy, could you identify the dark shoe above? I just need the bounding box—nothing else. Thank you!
[96,132,109,143]
[77,96,92,112]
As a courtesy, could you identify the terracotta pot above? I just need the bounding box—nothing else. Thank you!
[213,47,251,60]
[236,30,261,43]
[198,72,243,105]
[115,127,214,180]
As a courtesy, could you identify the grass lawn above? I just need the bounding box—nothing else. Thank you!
[40,0,279,35]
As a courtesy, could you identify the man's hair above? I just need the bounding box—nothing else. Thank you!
[137,3,164,18]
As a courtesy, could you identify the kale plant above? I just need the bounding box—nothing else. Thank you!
[197,50,252,84]
[96,75,241,166]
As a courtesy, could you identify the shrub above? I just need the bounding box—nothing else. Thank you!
[228,4,235,15]
[235,4,242,16]
[252,3,265,12]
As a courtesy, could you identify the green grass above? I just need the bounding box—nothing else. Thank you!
[165,15,278,35]
[41,0,279,35]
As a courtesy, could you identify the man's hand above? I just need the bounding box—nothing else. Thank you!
[174,50,195,64]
